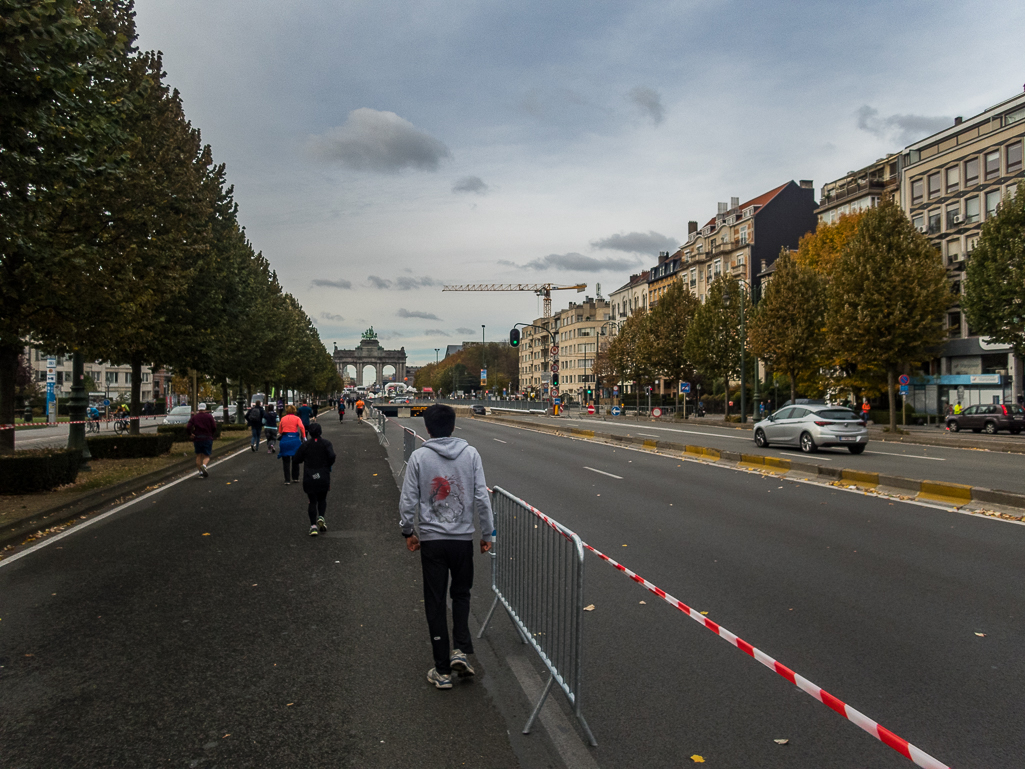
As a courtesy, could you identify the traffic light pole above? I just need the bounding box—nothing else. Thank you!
[513,323,560,415]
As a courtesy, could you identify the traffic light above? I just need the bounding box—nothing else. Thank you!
[510,328,520,347]
[551,373,559,387]
[586,387,593,400]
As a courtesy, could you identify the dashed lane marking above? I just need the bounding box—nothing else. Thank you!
[583,466,623,479]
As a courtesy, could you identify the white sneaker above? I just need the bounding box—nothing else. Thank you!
[200,465,209,478]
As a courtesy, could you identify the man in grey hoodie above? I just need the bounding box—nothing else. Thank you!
[400,404,494,690]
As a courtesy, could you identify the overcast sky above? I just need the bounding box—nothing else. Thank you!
[134,0,1025,370]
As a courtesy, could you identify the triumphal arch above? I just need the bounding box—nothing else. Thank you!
[333,328,407,387]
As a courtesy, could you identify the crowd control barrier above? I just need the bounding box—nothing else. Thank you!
[478,486,597,746]
[402,426,417,462]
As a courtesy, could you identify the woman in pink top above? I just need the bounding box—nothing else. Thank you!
[277,405,306,484]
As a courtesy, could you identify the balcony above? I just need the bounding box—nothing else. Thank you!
[817,177,887,209]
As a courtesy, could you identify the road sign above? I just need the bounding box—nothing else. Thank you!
[651,407,662,417]
[900,385,909,394]
[680,382,691,394]
[899,374,910,386]
[103,399,111,406]
[553,398,561,405]
[587,404,595,415]
[550,345,559,355]
[47,357,57,368]
[611,406,621,416]
[613,385,619,393]
[550,361,559,372]
[541,373,551,383]
[46,371,55,383]
[550,388,559,397]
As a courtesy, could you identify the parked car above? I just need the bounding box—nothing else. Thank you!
[753,404,869,454]
[162,405,193,425]
[946,403,1024,435]
[472,404,487,415]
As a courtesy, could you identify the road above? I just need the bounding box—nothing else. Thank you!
[490,412,1025,495]
[386,413,1024,767]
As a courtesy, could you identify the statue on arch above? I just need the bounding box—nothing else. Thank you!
[362,327,377,340]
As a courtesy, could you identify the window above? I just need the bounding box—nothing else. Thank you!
[106,372,118,384]
[911,178,924,205]
[689,268,696,286]
[1007,106,1025,125]
[985,150,1000,180]
[945,203,960,229]
[928,210,941,235]
[1008,141,1023,174]
[964,196,980,224]
[912,214,924,232]
[927,172,941,199]
[713,259,721,276]
[947,311,962,338]
[945,166,959,193]
[124,372,131,384]
[946,239,961,265]
[986,189,1001,218]
[964,157,979,186]
[739,225,748,244]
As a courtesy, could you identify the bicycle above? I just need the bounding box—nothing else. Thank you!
[113,417,130,436]
[86,419,100,435]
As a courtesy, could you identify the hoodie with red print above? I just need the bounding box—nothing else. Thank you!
[399,436,494,542]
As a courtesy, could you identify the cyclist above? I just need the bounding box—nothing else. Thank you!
[87,404,101,433]
[263,403,278,453]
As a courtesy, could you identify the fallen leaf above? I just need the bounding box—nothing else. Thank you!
[223,734,231,739]
[639,600,646,604]
[700,611,708,615]
[373,473,378,476]
[202,533,211,536]
[774,738,789,745]
[690,756,705,763]
[286,702,294,706]
[975,632,986,637]
[622,544,628,547]
[251,584,258,587]
[583,604,595,611]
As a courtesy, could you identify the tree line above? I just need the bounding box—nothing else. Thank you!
[0,0,339,450]
[597,198,1025,431]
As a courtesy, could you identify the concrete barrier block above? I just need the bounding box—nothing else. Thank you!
[841,469,879,487]
[918,480,972,505]
[970,487,1025,510]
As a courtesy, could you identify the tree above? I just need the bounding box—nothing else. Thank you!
[793,211,865,275]
[606,310,654,412]
[646,280,700,411]
[685,275,747,419]
[0,0,140,451]
[748,250,826,405]
[962,181,1025,361]
[827,202,950,431]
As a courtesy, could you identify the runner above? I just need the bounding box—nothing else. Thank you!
[245,400,265,452]
[263,403,278,453]
[355,397,365,423]
[297,401,314,430]
[338,399,345,422]
[294,422,336,536]
[277,405,306,485]
[185,403,217,478]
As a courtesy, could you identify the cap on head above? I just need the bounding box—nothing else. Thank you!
[198,403,207,410]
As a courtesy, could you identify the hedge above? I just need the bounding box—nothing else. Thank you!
[86,434,176,459]
[0,449,82,494]
[156,423,246,442]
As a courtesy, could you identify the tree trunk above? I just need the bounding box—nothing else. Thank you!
[724,376,729,421]
[888,366,897,432]
[0,341,20,454]
[130,355,143,435]
[789,372,797,407]
[221,377,230,424]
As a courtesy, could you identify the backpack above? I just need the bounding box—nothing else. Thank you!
[246,406,263,426]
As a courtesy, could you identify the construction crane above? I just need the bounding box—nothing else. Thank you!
[441,283,587,319]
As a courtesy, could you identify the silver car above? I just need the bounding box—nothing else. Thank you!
[162,405,193,425]
[753,404,868,454]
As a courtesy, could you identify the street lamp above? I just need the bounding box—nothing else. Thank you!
[481,325,486,398]
[600,319,624,412]
[434,348,440,365]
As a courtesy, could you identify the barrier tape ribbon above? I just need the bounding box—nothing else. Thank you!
[0,414,168,431]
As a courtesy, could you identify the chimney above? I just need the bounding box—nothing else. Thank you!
[730,196,739,210]
[688,220,698,234]
[954,116,963,125]
[799,180,814,189]
[717,202,728,215]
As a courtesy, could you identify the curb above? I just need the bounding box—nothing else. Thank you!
[1,436,251,550]
[478,415,1025,516]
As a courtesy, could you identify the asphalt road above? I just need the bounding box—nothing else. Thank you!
[0,419,543,768]
[497,412,1025,495]
[387,413,1025,768]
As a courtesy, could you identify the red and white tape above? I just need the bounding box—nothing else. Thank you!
[2,415,174,431]
[583,543,950,769]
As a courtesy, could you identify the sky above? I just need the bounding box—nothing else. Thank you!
[133,0,1025,370]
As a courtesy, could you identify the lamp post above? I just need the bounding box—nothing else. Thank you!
[481,325,486,398]
[599,319,624,411]
[434,348,440,365]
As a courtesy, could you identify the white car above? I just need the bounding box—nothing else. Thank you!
[753,404,868,454]
[162,405,193,425]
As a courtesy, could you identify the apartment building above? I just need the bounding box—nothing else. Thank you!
[23,345,161,403]
[899,88,1025,401]
[816,154,900,225]
[518,298,611,401]
[648,252,685,305]
[677,180,818,302]
[608,270,650,322]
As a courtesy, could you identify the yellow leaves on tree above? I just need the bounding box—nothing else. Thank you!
[794,211,865,277]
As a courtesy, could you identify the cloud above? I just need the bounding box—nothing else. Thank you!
[628,87,665,125]
[504,252,642,272]
[591,230,677,255]
[455,327,475,335]
[453,175,489,195]
[397,308,441,320]
[367,275,392,289]
[424,329,450,337]
[320,312,345,322]
[394,276,438,290]
[311,278,352,289]
[308,108,452,173]
[856,105,951,146]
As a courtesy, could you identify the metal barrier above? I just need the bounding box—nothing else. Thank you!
[402,426,417,462]
[478,486,597,746]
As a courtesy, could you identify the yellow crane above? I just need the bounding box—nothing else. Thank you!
[441,283,587,319]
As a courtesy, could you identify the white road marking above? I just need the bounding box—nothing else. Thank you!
[493,438,508,443]
[865,450,945,461]
[584,466,623,479]
[563,419,748,441]
[0,444,254,569]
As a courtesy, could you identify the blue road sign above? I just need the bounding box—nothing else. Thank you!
[103,399,111,406]
[611,406,622,416]
[680,382,691,394]
[900,385,909,394]
[553,398,561,405]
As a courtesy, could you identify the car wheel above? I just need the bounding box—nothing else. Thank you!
[800,432,817,453]
[947,420,959,432]
[754,428,769,448]
[848,444,866,455]
[984,421,997,435]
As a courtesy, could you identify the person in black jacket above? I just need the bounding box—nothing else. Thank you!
[294,422,336,537]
